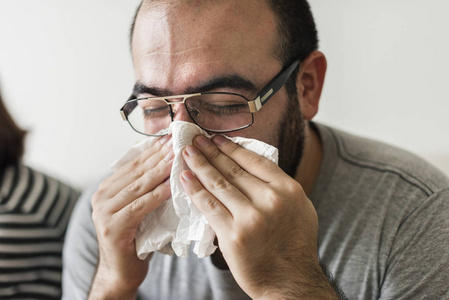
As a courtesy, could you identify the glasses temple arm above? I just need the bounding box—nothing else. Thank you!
[249,60,300,112]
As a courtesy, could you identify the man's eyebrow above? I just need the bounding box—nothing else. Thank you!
[132,84,172,98]
[132,75,258,98]
[185,75,257,94]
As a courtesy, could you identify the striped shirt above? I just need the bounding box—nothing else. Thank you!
[0,163,80,299]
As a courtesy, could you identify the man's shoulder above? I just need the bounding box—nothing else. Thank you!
[315,123,449,196]
[313,123,449,300]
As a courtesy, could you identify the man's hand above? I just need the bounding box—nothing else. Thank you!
[180,135,338,299]
[89,135,174,299]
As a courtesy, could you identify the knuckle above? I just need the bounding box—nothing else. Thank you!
[189,182,205,196]
[149,168,165,184]
[230,232,243,247]
[148,188,162,202]
[129,197,145,214]
[98,180,109,191]
[91,210,110,237]
[131,168,145,179]
[227,164,246,180]
[201,196,222,214]
[246,208,265,228]
[91,195,109,222]
[210,177,230,191]
[161,142,172,156]
[285,179,302,195]
[130,158,141,170]
[247,154,265,166]
[230,229,248,248]
[156,148,167,162]
[191,155,209,169]
[208,147,222,161]
[225,141,240,155]
[128,181,141,193]
[91,190,103,208]
[98,222,111,238]
[120,206,134,224]
[265,189,284,211]
[155,156,172,173]
[91,208,100,222]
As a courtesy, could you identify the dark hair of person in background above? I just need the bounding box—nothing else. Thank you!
[0,85,80,299]
[0,89,27,169]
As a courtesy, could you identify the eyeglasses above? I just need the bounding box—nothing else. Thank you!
[120,60,299,136]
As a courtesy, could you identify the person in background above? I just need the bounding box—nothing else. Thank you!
[0,87,80,299]
[63,0,449,299]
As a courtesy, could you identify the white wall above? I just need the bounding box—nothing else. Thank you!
[0,0,448,190]
[0,0,142,188]
[310,1,449,176]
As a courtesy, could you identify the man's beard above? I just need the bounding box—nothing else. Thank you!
[276,93,305,178]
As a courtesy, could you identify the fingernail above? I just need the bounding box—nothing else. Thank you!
[212,135,228,146]
[181,171,195,182]
[184,145,199,156]
[194,135,211,149]
[164,149,175,161]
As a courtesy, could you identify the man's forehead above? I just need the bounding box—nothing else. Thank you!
[134,0,277,48]
[141,0,220,10]
[141,0,251,12]
[132,0,280,94]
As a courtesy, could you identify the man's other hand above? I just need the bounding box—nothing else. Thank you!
[89,135,173,299]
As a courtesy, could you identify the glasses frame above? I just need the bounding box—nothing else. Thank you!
[120,59,300,136]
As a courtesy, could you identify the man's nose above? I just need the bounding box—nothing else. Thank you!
[171,103,195,123]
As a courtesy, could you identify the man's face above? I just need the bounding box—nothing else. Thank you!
[132,0,305,174]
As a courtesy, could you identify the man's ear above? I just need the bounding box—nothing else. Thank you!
[296,51,327,121]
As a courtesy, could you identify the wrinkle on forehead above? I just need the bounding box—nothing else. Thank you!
[143,46,203,56]
[133,0,279,92]
[135,0,276,55]
[142,0,220,13]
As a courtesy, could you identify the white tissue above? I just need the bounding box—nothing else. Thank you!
[112,121,278,259]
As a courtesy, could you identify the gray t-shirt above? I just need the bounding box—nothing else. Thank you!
[62,123,449,299]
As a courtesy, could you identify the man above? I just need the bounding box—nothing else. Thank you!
[62,0,449,299]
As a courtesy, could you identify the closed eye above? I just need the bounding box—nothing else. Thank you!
[202,102,248,115]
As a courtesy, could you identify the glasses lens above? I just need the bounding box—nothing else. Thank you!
[124,98,171,135]
[186,93,252,132]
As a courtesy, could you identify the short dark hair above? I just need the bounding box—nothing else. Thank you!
[129,0,319,96]
[266,0,319,64]
[0,89,27,168]
[265,0,319,97]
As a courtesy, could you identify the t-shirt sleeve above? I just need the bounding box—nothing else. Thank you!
[380,189,449,299]
[62,183,100,300]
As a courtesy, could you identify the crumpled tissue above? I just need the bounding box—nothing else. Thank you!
[112,121,278,259]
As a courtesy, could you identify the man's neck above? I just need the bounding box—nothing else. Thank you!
[295,123,323,196]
